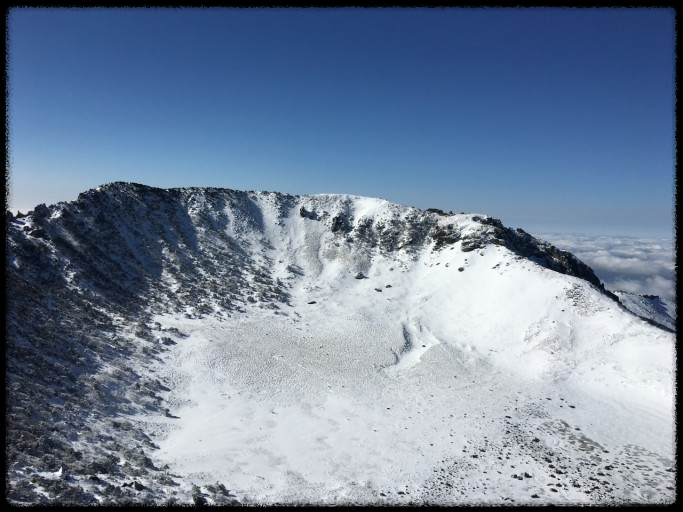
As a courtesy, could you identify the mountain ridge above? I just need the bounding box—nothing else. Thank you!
[6,182,675,504]
[8,181,617,301]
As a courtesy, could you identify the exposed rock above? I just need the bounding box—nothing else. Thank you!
[193,494,207,506]
[331,214,352,233]
[33,203,50,219]
[299,206,319,220]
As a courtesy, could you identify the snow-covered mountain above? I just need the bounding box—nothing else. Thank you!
[6,182,675,505]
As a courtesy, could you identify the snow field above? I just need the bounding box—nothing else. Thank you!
[135,192,674,504]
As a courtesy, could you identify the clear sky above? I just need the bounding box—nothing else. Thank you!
[7,7,676,237]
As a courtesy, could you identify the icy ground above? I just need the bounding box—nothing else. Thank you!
[6,184,676,505]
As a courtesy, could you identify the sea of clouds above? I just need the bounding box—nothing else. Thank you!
[535,233,676,303]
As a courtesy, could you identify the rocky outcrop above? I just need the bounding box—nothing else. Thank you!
[465,216,617,301]
[331,214,353,233]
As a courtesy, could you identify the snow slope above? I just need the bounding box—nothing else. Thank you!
[5,183,676,505]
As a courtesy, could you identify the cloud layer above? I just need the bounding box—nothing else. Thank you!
[535,233,676,302]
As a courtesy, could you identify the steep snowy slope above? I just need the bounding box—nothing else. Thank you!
[613,291,676,332]
[6,183,675,505]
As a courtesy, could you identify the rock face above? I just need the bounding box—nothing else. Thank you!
[5,182,637,504]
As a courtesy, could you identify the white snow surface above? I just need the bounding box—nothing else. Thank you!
[121,192,676,505]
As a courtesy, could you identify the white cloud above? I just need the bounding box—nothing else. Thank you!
[535,233,676,302]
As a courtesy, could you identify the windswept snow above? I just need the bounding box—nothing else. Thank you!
[140,237,674,505]
[6,184,675,505]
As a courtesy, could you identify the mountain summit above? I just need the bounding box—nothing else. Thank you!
[6,183,675,505]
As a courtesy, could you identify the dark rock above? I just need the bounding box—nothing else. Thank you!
[479,216,503,228]
[30,227,49,239]
[355,272,366,279]
[33,203,50,219]
[458,267,464,272]
[193,494,208,506]
[331,214,352,233]
[307,301,317,304]
[431,224,461,250]
[133,481,145,491]
[299,206,318,220]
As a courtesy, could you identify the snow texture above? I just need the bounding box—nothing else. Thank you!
[5,182,675,505]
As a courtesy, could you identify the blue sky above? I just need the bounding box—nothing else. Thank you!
[7,7,676,237]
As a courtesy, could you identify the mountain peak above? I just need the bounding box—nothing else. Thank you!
[6,182,674,504]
